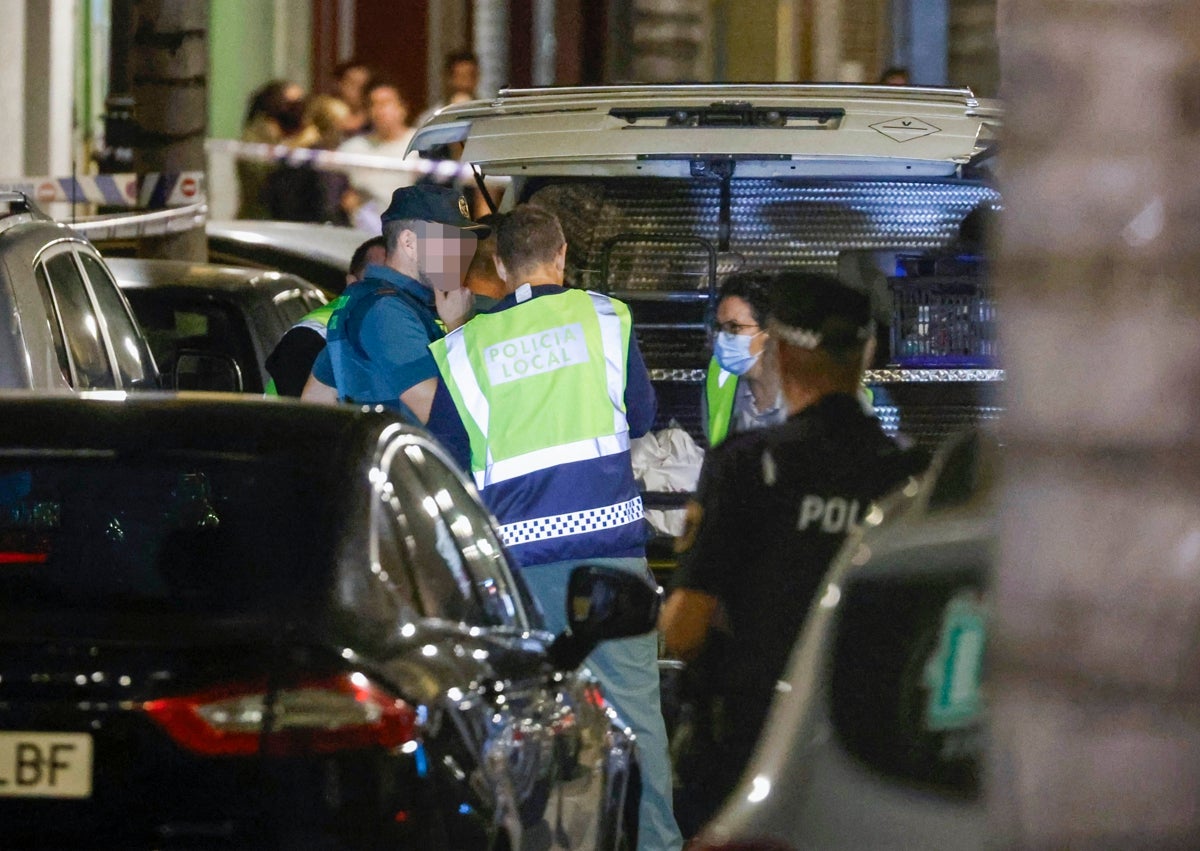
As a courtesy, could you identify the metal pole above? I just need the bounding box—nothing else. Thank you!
[473,0,509,98]
[99,0,135,172]
[531,0,557,86]
[907,0,948,86]
[812,0,841,81]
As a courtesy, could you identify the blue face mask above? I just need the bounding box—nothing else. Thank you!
[714,331,761,376]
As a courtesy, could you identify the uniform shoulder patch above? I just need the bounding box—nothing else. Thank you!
[761,448,777,486]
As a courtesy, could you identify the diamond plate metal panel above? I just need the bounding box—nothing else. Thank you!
[530,176,1005,455]
[531,178,1001,292]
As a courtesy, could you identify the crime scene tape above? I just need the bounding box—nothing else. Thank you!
[67,203,208,240]
[0,171,205,208]
[204,139,510,189]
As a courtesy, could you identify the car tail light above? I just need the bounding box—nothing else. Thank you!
[0,529,50,563]
[0,551,48,564]
[142,673,418,756]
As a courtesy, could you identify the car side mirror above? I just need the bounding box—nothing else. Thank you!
[172,350,243,392]
[549,564,661,671]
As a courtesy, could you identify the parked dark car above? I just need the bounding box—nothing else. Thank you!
[0,192,159,391]
[204,220,368,296]
[693,430,994,850]
[0,394,651,850]
[94,221,366,298]
[109,258,328,393]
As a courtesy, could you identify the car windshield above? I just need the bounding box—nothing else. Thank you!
[0,452,322,617]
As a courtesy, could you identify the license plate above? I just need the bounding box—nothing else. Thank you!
[0,732,93,798]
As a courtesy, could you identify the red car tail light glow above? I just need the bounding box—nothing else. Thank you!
[0,551,49,564]
[142,673,418,756]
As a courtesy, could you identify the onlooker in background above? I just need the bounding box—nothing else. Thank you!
[878,66,911,85]
[417,49,481,127]
[704,271,784,448]
[300,94,351,151]
[332,59,373,136]
[338,80,420,232]
[236,79,307,219]
[264,94,353,225]
[265,236,386,398]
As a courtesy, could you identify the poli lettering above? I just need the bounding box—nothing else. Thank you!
[797,495,863,534]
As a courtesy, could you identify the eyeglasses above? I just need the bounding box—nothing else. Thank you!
[712,320,760,335]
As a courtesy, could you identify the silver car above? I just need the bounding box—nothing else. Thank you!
[0,192,159,392]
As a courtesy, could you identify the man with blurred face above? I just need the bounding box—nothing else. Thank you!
[411,221,477,292]
[302,185,484,424]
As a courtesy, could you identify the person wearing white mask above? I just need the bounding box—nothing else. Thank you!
[703,271,785,447]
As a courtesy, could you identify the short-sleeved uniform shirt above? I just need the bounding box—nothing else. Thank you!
[312,265,442,421]
[673,393,928,722]
[266,325,326,397]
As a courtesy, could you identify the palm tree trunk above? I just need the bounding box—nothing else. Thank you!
[992,1,1200,846]
[130,0,208,260]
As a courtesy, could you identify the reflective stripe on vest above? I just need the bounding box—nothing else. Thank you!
[497,495,644,548]
[431,289,632,490]
[706,357,738,448]
[297,299,340,339]
[587,291,630,433]
[264,299,339,397]
[295,316,329,337]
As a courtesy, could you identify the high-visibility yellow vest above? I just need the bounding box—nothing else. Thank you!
[264,298,343,397]
[430,288,644,555]
[705,357,738,448]
[431,288,632,487]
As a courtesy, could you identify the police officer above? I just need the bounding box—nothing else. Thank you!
[660,270,928,837]
[427,204,683,851]
[301,184,484,422]
[265,236,386,397]
[705,270,785,447]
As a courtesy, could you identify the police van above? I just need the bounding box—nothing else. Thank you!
[411,85,1002,568]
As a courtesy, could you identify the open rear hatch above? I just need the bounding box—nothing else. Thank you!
[411,84,1000,180]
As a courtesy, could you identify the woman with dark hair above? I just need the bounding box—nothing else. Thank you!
[264,95,353,225]
[704,270,785,446]
[236,79,306,219]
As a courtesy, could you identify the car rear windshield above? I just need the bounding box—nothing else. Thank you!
[0,452,323,617]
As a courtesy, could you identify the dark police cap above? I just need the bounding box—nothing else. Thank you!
[768,270,873,350]
[380,184,490,233]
